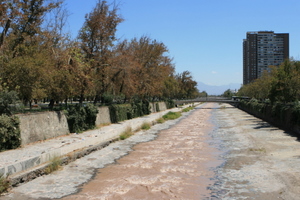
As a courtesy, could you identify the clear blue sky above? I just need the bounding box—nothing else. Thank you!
[64,0,300,87]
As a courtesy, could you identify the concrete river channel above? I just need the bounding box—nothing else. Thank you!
[2,103,300,200]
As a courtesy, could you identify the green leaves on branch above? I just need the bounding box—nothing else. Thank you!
[238,59,300,103]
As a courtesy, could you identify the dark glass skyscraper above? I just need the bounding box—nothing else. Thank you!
[243,31,289,85]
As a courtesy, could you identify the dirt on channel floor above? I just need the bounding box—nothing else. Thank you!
[2,103,300,200]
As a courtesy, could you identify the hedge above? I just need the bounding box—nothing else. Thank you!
[109,101,151,123]
[65,104,98,133]
[0,115,21,151]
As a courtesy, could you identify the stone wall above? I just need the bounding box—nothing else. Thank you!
[238,104,300,135]
[17,111,69,146]
[17,102,168,146]
[95,106,111,126]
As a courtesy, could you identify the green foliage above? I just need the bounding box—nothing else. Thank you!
[182,106,194,112]
[291,102,300,124]
[0,90,18,115]
[271,102,290,122]
[166,99,175,109]
[65,103,98,133]
[0,173,10,194]
[240,59,300,104]
[222,89,234,98]
[240,99,300,127]
[109,100,151,123]
[162,111,181,120]
[109,104,131,123]
[0,115,21,151]
[156,118,165,124]
[102,93,114,105]
[155,103,160,112]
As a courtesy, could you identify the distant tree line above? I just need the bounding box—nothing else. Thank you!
[237,59,300,104]
[0,0,199,109]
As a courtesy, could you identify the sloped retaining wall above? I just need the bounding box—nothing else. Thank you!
[17,111,69,146]
[238,104,300,135]
[17,102,169,146]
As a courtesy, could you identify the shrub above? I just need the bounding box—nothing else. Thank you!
[290,102,300,124]
[166,99,175,109]
[65,104,98,133]
[109,104,132,123]
[0,115,21,151]
[84,103,99,130]
[155,103,160,112]
[102,93,114,105]
[0,90,18,115]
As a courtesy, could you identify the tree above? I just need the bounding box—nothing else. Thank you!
[175,71,198,99]
[222,89,234,98]
[129,36,175,99]
[78,0,123,103]
[269,60,300,103]
[0,0,61,107]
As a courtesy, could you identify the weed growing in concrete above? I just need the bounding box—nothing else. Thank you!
[119,127,133,140]
[0,173,10,194]
[182,106,195,112]
[162,111,181,120]
[249,148,266,153]
[156,118,165,124]
[45,156,62,174]
[141,122,151,130]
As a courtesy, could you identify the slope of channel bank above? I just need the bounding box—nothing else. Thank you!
[0,104,193,187]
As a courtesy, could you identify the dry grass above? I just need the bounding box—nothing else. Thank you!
[0,173,10,194]
[44,156,62,174]
[141,122,151,130]
[119,127,133,140]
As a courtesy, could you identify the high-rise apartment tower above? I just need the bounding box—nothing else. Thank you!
[243,31,289,85]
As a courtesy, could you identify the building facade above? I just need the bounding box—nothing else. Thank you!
[243,31,289,85]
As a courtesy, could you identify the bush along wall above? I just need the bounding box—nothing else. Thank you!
[109,104,132,123]
[109,101,151,123]
[0,115,21,151]
[239,99,300,135]
[65,104,98,133]
[166,99,175,109]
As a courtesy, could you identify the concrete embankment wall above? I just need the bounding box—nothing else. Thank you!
[17,111,70,146]
[17,102,169,146]
[238,104,300,135]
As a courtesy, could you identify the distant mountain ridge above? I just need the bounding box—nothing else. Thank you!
[197,82,241,95]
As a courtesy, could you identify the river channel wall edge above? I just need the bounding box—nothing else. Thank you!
[2,102,190,186]
[238,104,300,136]
[16,102,168,146]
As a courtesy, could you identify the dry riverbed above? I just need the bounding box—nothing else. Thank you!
[2,103,300,199]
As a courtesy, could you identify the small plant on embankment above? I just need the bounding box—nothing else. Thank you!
[182,106,195,112]
[156,118,165,124]
[141,122,151,130]
[119,127,133,140]
[0,173,10,194]
[162,111,182,120]
[44,156,62,174]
